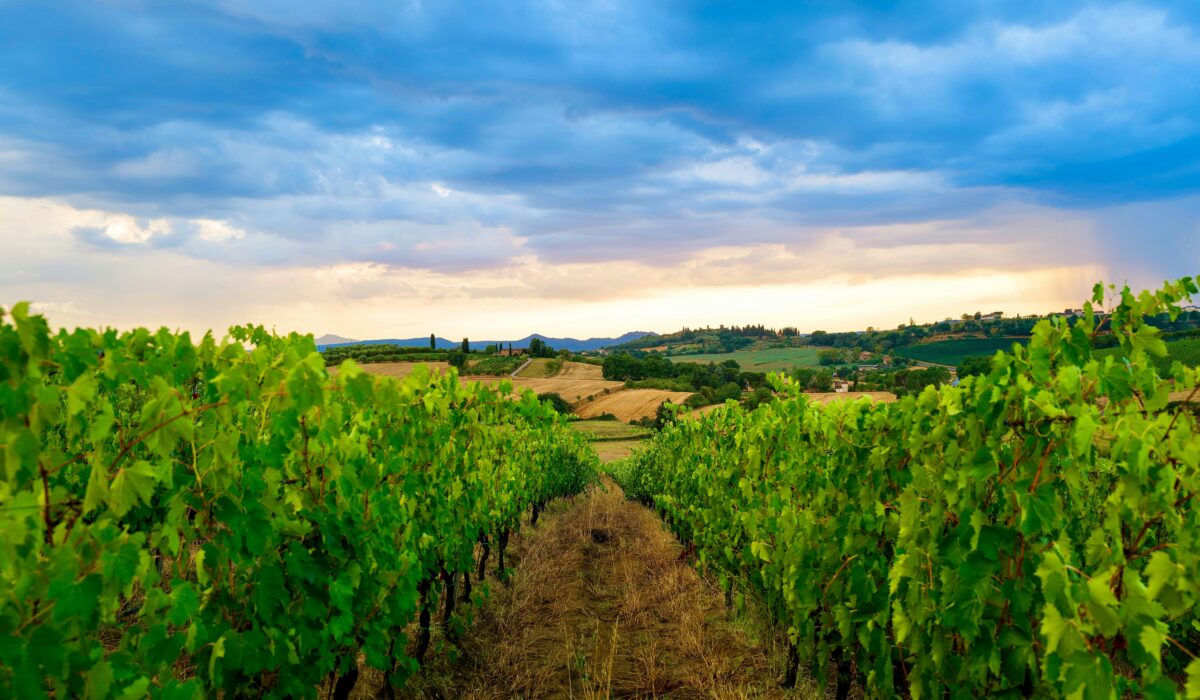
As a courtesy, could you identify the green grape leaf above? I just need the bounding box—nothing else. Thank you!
[109,460,158,517]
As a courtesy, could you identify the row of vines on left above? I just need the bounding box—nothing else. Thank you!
[0,303,597,699]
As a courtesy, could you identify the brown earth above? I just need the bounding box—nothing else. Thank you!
[575,389,694,422]
[394,479,817,699]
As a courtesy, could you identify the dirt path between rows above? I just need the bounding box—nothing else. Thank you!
[394,479,819,699]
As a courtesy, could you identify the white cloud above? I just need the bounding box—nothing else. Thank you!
[0,192,1153,341]
[192,218,247,242]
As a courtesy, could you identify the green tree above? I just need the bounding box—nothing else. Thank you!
[957,355,991,378]
[536,392,571,415]
[528,337,557,358]
[818,349,846,366]
[810,369,834,392]
[741,385,775,410]
[653,401,678,430]
[429,333,436,350]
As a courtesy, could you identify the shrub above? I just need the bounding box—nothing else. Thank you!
[536,392,572,415]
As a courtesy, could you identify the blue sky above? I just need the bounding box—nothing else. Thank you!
[1,1,1198,337]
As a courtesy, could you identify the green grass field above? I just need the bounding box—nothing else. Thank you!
[1094,337,1200,377]
[667,346,823,372]
[894,337,1029,366]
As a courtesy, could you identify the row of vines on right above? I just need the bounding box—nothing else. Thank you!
[612,278,1200,699]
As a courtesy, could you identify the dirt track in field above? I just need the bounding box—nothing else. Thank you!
[395,479,816,699]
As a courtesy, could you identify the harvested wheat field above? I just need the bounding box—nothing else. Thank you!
[555,360,605,379]
[514,359,605,380]
[576,389,693,422]
[682,402,727,419]
[466,376,625,404]
[394,478,817,699]
[329,361,450,378]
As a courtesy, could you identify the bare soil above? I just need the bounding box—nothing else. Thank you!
[390,480,819,699]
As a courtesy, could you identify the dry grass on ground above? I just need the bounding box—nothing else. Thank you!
[568,420,651,441]
[515,359,605,380]
[575,389,693,422]
[516,358,562,378]
[466,376,626,404]
[516,357,604,381]
[556,361,605,380]
[681,403,727,419]
[593,440,647,463]
[397,479,818,699]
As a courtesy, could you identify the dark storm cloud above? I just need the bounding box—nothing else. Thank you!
[1,0,1198,274]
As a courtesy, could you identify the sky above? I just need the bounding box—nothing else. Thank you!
[1,0,1198,340]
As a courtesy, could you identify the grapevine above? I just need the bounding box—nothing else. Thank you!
[613,278,1200,698]
[0,308,595,698]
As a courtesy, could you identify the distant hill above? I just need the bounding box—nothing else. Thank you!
[316,331,654,352]
[314,334,358,346]
[611,325,791,354]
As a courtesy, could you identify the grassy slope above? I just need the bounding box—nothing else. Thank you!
[894,337,1029,366]
[514,358,560,378]
[667,346,823,371]
[467,355,526,375]
[1094,337,1200,377]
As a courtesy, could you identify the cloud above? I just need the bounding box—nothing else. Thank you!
[0,0,1195,334]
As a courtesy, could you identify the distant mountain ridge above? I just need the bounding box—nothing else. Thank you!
[314,334,358,346]
[316,331,654,352]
